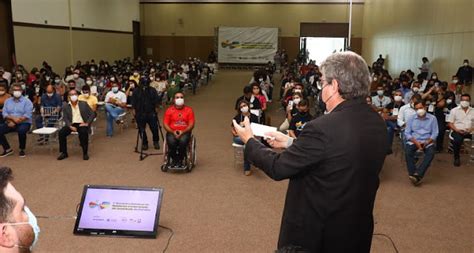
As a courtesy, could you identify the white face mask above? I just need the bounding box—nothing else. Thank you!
[13,91,22,98]
[240,106,249,113]
[259,78,264,82]
[293,98,301,104]
[110,77,116,82]
[47,92,54,97]
[432,76,437,80]
[394,95,402,102]
[149,77,155,81]
[55,79,60,84]
[460,100,470,108]
[70,95,78,102]
[464,62,468,66]
[452,80,458,84]
[86,80,93,85]
[112,87,119,93]
[416,108,426,117]
[377,90,384,96]
[294,89,302,94]
[73,74,79,79]
[413,87,420,93]
[446,99,453,104]
[175,98,184,106]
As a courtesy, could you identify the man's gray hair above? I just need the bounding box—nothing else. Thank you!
[320,51,370,100]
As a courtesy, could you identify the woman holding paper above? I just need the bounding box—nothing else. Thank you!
[232,100,259,176]
[233,52,388,253]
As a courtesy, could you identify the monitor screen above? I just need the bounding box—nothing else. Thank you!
[74,185,163,238]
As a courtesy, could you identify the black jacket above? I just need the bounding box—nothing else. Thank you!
[245,98,388,252]
[132,86,159,115]
[456,65,473,84]
[62,101,95,127]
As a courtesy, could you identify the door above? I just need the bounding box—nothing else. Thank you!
[0,0,15,69]
[133,21,140,60]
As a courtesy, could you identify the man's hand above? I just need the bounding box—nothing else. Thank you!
[264,131,291,149]
[70,126,77,132]
[232,117,253,143]
[7,121,15,128]
[174,130,181,139]
[458,129,466,135]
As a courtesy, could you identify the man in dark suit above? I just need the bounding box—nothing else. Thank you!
[233,52,388,253]
[57,89,95,160]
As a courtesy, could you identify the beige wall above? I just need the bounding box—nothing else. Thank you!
[141,3,364,37]
[12,0,139,71]
[14,26,133,71]
[362,0,474,81]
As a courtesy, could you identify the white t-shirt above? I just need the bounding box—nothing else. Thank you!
[447,106,474,131]
[105,91,127,104]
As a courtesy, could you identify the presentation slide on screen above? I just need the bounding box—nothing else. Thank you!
[78,188,160,232]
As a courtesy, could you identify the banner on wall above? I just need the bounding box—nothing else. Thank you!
[218,26,278,64]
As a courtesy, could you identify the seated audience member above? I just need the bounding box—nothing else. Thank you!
[166,77,181,103]
[232,100,259,176]
[447,94,474,166]
[372,85,391,110]
[163,92,195,167]
[0,166,40,251]
[104,82,127,137]
[0,84,33,157]
[36,84,62,143]
[250,83,267,122]
[404,81,421,104]
[0,84,11,122]
[151,74,168,104]
[78,85,98,111]
[448,75,460,93]
[279,92,302,131]
[288,99,313,138]
[72,69,85,91]
[234,86,262,111]
[64,80,79,102]
[404,100,439,186]
[398,94,422,128]
[383,90,405,154]
[456,59,472,85]
[57,89,95,161]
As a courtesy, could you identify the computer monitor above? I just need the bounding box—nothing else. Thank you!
[73,185,163,238]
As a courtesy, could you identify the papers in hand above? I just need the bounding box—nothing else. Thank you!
[250,123,277,138]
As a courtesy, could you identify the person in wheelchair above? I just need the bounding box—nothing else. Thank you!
[163,91,195,168]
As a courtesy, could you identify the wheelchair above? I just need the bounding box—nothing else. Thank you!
[161,134,196,172]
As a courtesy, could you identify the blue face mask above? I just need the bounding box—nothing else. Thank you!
[112,87,119,93]
[24,206,40,249]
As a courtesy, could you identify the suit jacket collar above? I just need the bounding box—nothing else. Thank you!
[332,98,366,113]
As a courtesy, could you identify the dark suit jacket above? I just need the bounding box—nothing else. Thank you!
[62,101,96,127]
[245,98,388,253]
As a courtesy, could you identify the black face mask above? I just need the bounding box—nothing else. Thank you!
[318,92,326,112]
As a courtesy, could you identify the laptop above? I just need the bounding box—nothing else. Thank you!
[73,185,163,238]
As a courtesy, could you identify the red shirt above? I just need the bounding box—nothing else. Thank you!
[164,105,195,131]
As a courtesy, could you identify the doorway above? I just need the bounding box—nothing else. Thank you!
[300,37,345,65]
[133,21,140,60]
[0,0,15,69]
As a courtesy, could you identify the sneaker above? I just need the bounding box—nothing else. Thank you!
[408,175,418,186]
[57,153,68,160]
[0,149,13,157]
[19,150,26,158]
[454,158,461,167]
[153,141,160,150]
[244,170,252,176]
[142,143,149,151]
[83,154,89,160]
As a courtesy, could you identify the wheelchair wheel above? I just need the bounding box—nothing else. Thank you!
[161,140,169,172]
[185,136,196,172]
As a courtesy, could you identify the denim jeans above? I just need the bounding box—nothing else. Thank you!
[405,143,435,177]
[233,136,251,171]
[0,122,31,150]
[105,103,124,136]
[386,120,398,152]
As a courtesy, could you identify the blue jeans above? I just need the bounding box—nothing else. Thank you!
[386,120,398,151]
[0,122,31,150]
[105,104,124,136]
[233,137,251,171]
[405,143,435,178]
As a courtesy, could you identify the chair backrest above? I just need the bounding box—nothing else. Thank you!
[41,107,61,127]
